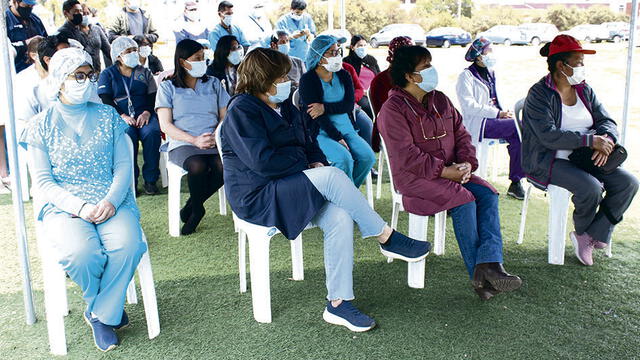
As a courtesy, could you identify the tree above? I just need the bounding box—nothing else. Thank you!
[416,0,473,18]
[585,5,629,24]
[544,5,586,31]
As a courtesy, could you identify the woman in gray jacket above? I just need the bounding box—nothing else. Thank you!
[522,35,638,266]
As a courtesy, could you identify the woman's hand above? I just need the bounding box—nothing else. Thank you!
[338,139,350,151]
[79,203,98,223]
[592,150,609,167]
[309,162,324,168]
[136,111,151,128]
[499,110,514,119]
[592,135,614,156]
[121,113,137,127]
[441,163,470,183]
[93,200,116,224]
[457,162,472,184]
[192,133,216,149]
[307,103,325,119]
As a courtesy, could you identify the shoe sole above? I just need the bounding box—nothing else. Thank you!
[570,232,592,266]
[380,247,429,263]
[83,313,119,352]
[485,277,522,293]
[322,309,376,332]
[507,191,524,200]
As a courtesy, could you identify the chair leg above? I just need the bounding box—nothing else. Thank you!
[290,233,304,281]
[391,201,400,230]
[407,213,428,289]
[548,186,570,265]
[126,279,138,304]
[238,230,247,293]
[433,211,446,255]
[136,235,161,339]
[218,185,228,216]
[605,241,613,258]
[517,184,532,245]
[19,150,30,200]
[366,173,374,209]
[42,255,68,355]
[159,153,168,188]
[248,234,272,323]
[376,151,384,200]
[168,170,182,237]
[477,143,488,179]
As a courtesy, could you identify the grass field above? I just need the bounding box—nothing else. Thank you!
[0,43,639,359]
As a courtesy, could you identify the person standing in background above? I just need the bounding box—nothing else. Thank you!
[244,2,272,48]
[208,1,249,51]
[107,0,158,43]
[269,30,305,90]
[173,1,209,43]
[5,0,48,73]
[276,0,316,60]
[58,0,111,72]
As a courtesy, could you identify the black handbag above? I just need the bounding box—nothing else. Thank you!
[568,144,627,175]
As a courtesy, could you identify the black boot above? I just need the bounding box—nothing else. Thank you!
[507,181,525,200]
[472,263,522,293]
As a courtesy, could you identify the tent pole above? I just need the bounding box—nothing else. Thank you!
[621,0,638,146]
[328,0,333,30]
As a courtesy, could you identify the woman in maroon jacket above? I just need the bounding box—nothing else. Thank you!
[377,46,522,300]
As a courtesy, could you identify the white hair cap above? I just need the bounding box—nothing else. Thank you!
[46,47,92,99]
[110,36,138,63]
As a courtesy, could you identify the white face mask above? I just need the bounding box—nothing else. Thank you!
[121,51,140,68]
[277,43,290,55]
[139,46,152,58]
[227,49,243,65]
[322,55,342,72]
[222,14,233,26]
[61,80,97,105]
[127,0,140,11]
[563,64,586,85]
[480,53,497,69]
[414,67,438,93]
[291,13,303,21]
[354,47,367,59]
[81,15,90,26]
[268,80,292,104]
[185,10,199,22]
[185,60,207,78]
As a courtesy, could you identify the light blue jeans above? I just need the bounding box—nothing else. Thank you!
[43,207,147,326]
[304,166,386,301]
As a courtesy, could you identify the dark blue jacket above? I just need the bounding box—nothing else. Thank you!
[5,9,47,73]
[299,68,357,141]
[220,94,327,239]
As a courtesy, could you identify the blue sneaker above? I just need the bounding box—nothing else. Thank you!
[113,310,129,330]
[379,230,431,262]
[322,301,376,332]
[83,311,119,352]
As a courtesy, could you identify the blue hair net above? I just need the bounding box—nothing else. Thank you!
[305,34,346,70]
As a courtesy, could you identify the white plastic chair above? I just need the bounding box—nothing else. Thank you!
[34,137,160,355]
[380,138,446,289]
[17,146,30,200]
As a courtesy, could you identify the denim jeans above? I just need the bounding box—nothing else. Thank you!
[304,166,386,301]
[449,182,504,278]
[126,114,161,185]
[355,108,373,147]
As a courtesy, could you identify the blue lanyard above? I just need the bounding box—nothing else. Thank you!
[121,70,136,117]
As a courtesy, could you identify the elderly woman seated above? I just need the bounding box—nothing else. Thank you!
[220,48,429,332]
[376,46,522,301]
[20,47,146,352]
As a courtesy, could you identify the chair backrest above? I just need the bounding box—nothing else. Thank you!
[514,98,525,141]
[365,88,376,122]
[214,123,223,164]
[379,137,398,195]
[292,89,301,110]
[124,135,138,202]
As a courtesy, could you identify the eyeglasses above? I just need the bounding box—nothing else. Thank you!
[69,71,99,84]
[403,98,447,140]
[324,48,343,57]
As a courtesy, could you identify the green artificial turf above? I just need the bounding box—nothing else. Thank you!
[1,175,639,359]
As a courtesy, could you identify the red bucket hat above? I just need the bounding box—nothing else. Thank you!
[547,35,596,57]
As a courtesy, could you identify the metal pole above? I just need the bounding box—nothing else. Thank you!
[0,1,36,325]
[621,0,638,146]
[340,0,345,31]
[457,0,462,18]
[328,0,333,30]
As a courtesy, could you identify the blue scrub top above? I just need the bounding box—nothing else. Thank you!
[98,65,157,117]
[208,23,250,51]
[275,13,316,60]
[5,9,48,73]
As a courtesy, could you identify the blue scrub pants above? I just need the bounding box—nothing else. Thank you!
[126,114,161,185]
[43,207,147,326]
[355,108,373,147]
[317,114,375,187]
[304,166,386,301]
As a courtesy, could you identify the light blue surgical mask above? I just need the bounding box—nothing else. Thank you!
[481,54,497,69]
[277,43,290,55]
[354,47,367,59]
[269,80,292,104]
[414,67,438,92]
[228,49,243,65]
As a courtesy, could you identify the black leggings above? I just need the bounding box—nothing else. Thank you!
[183,154,224,211]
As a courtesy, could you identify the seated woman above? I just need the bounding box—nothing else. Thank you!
[21,47,146,352]
[522,35,638,266]
[377,46,522,300]
[206,34,244,95]
[221,48,429,332]
[299,35,375,187]
[156,39,228,235]
[456,37,525,199]
[98,36,161,196]
[343,34,380,119]
[133,34,164,76]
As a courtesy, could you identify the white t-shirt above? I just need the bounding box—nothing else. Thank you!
[556,98,592,160]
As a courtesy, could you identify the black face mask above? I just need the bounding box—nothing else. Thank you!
[17,6,32,19]
[71,13,83,25]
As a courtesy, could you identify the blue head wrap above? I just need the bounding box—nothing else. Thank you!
[305,34,346,70]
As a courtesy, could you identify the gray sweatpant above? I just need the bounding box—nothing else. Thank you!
[550,159,638,243]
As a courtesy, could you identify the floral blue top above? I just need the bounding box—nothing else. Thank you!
[21,101,138,221]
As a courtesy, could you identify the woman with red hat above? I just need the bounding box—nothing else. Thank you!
[522,35,638,266]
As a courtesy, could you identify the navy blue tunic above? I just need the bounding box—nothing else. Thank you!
[220,94,327,240]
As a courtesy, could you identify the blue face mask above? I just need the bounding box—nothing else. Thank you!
[269,80,292,104]
[277,43,290,55]
[414,66,438,92]
[227,49,243,65]
[354,47,367,59]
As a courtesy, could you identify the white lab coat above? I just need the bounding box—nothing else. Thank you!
[455,68,502,146]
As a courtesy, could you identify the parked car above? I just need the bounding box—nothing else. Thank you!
[601,22,628,43]
[561,24,610,43]
[477,25,528,46]
[425,27,472,48]
[370,24,426,48]
[319,29,352,43]
[518,23,558,46]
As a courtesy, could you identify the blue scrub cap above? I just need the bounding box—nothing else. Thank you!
[305,34,346,70]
